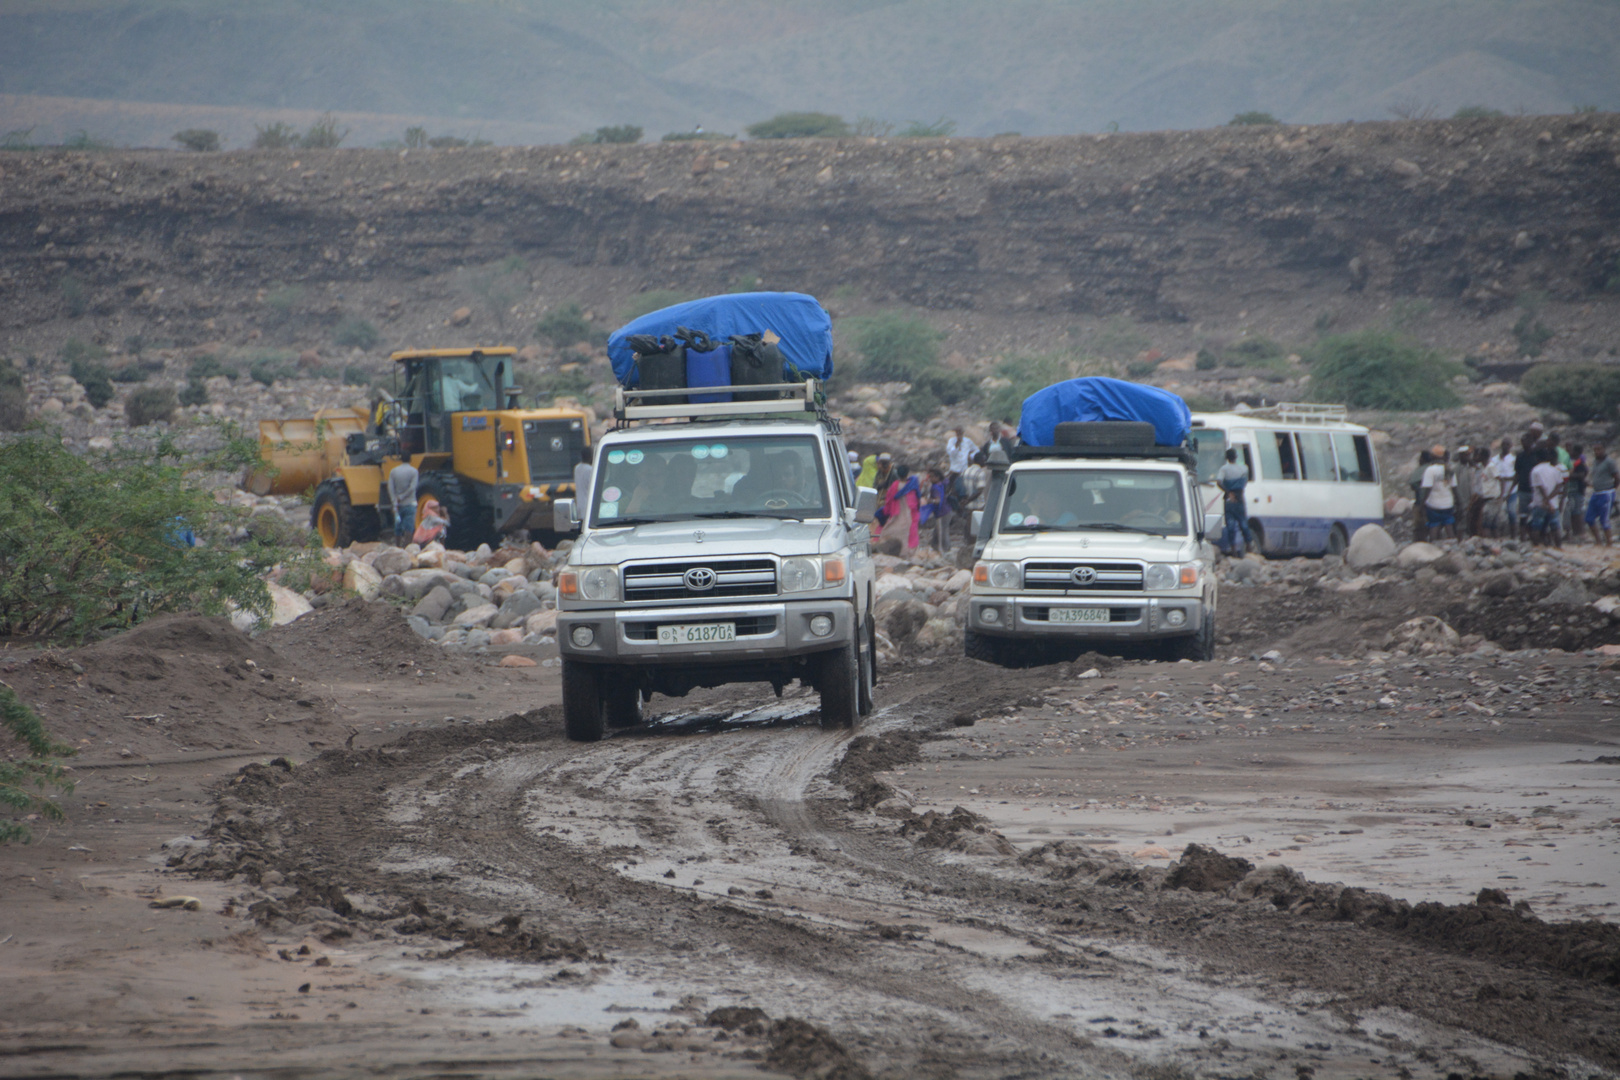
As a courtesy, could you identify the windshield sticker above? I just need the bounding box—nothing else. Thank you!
[599,501,619,518]
[606,450,626,464]
[1023,514,1040,527]
[1006,512,1025,526]
[691,445,711,460]
[625,449,644,465]
[710,444,728,459]
[601,486,622,503]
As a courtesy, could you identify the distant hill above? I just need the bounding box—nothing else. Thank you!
[0,0,1616,147]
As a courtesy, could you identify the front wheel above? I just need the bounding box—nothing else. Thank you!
[311,478,379,548]
[964,628,1009,667]
[1168,610,1216,662]
[818,639,859,730]
[603,678,642,729]
[857,614,876,716]
[562,659,605,742]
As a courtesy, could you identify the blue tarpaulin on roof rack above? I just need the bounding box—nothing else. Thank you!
[1017,377,1191,448]
[607,292,833,386]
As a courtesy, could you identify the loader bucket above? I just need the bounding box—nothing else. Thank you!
[243,407,369,496]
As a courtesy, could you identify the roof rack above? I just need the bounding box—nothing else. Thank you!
[1244,402,1348,424]
[1006,444,1197,468]
[612,379,837,428]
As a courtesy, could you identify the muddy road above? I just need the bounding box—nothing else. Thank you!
[3,608,1619,1078]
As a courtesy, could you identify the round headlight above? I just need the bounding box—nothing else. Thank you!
[780,557,819,593]
[1165,608,1187,628]
[579,567,619,601]
[988,562,1020,589]
[809,614,834,637]
[570,625,595,648]
[1143,563,1176,591]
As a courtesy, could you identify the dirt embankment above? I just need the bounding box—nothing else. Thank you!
[1,115,1617,341]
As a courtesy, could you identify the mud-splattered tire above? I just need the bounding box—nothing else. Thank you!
[311,478,379,549]
[1168,610,1216,662]
[562,660,605,742]
[1326,524,1348,558]
[964,628,1009,667]
[856,615,875,717]
[1248,520,1267,558]
[417,472,491,553]
[818,639,859,730]
[603,677,642,729]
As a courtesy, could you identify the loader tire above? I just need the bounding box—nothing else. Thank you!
[416,472,490,553]
[311,479,379,549]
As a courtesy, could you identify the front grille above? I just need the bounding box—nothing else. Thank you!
[1023,561,1143,592]
[622,558,777,602]
[523,420,586,483]
[1025,607,1142,623]
[624,616,777,641]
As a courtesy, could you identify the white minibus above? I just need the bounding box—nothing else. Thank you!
[1190,404,1383,557]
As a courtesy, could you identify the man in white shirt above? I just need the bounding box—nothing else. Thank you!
[1420,445,1456,540]
[1529,447,1564,547]
[945,427,973,477]
[1486,438,1515,538]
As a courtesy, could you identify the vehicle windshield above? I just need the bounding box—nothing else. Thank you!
[998,469,1188,536]
[1192,429,1228,483]
[431,356,504,412]
[589,434,830,525]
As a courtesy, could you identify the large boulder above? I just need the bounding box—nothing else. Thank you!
[412,585,454,623]
[879,597,931,643]
[454,603,499,629]
[373,547,412,577]
[343,559,383,600]
[1345,524,1398,569]
[1386,615,1460,655]
[874,573,915,600]
[398,568,455,600]
[1540,578,1593,608]
[266,582,313,626]
[523,609,559,637]
[1394,541,1445,569]
[491,590,543,629]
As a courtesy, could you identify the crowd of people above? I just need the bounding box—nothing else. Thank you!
[851,421,1020,554]
[1411,421,1616,549]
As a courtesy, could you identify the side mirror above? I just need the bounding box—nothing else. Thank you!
[854,486,878,524]
[971,510,984,535]
[553,498,579,534]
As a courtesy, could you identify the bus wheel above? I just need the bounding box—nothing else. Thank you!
[1327,524,1349,558]
[1248,520,1267,557]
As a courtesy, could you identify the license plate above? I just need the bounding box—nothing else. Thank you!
[1050,607,1110,624]
[657,622,737,645]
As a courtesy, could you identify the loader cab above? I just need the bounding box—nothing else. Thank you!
[392,347,517,456]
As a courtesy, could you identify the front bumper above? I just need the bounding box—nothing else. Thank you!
[968,593,1205,640]
[557,600,855,665]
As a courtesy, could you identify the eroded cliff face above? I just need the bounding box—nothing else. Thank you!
[1,115,1617,339]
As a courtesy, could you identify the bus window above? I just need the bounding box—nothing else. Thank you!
[1193,429,1228,482]
[1331,432,1378,482]
[1258,431,1299,480]
[1297,431,1335,481]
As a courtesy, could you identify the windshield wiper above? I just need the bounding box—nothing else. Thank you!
[689,510,807,522]
[593,516,665,528]
[1079,523,1166,535]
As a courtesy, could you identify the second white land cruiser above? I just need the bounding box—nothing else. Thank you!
[552,381,879,741]
[965,422,1218,665]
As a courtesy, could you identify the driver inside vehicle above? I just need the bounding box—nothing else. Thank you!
[1021,488,1080,528]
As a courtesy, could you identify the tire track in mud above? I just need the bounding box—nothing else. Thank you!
[380,678,1580,1080]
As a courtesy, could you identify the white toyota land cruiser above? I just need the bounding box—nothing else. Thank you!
[965,422,1218,665]
[552,381,879,741]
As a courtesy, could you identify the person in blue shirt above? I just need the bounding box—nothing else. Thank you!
[1215,449,1254,555]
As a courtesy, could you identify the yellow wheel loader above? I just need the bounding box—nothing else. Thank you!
[246,347,592,550]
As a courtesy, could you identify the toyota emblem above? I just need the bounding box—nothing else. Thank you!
[684,567,717,591]
[1070,566,1097,585]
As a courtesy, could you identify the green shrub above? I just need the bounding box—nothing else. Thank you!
[60,273,88,317]
[61,338,108,365]
[69,355,115,409]
[172,128,221,152]
[1519,363,1620,423]
[1512,309,1554,357]
[1452,105,1504,119]
[535,302,595,348]
[341,364,370,386]
[1181,392,1227,412]
[125,385,178,427]
[898,117,956,138]
[1195,347,1218,371]
[574,125,642,145]
[618,290,692,321]
[178,378,208,407]
[253,121,300,149]
[1,685,75,844]
[332,316,379,350]
[187,353,233,381]
[2,126,38,151]
[1230,111,1281,126]
[299,113,347,149]
[0,432,278,642]
[661,130,733,142]
[123,334,149,356]
[852,117,894,137]
[264,283,304,316]
[248,353,297,387]
[110,363,147,383]
[843,312,944,382]
[746,112,849,139]
[984,354,1093,425]
[1084,316,1151,362]
[902,369,978,420]
[458,257,528,330]
[61,130,110,150]
[1222,336,1287,369]
[404,126,428,149]
[427,134,469,148]
[1307,330,1463,410]
[0,358,26,430]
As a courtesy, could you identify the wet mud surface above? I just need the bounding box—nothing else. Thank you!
[3,607,1618,1078]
